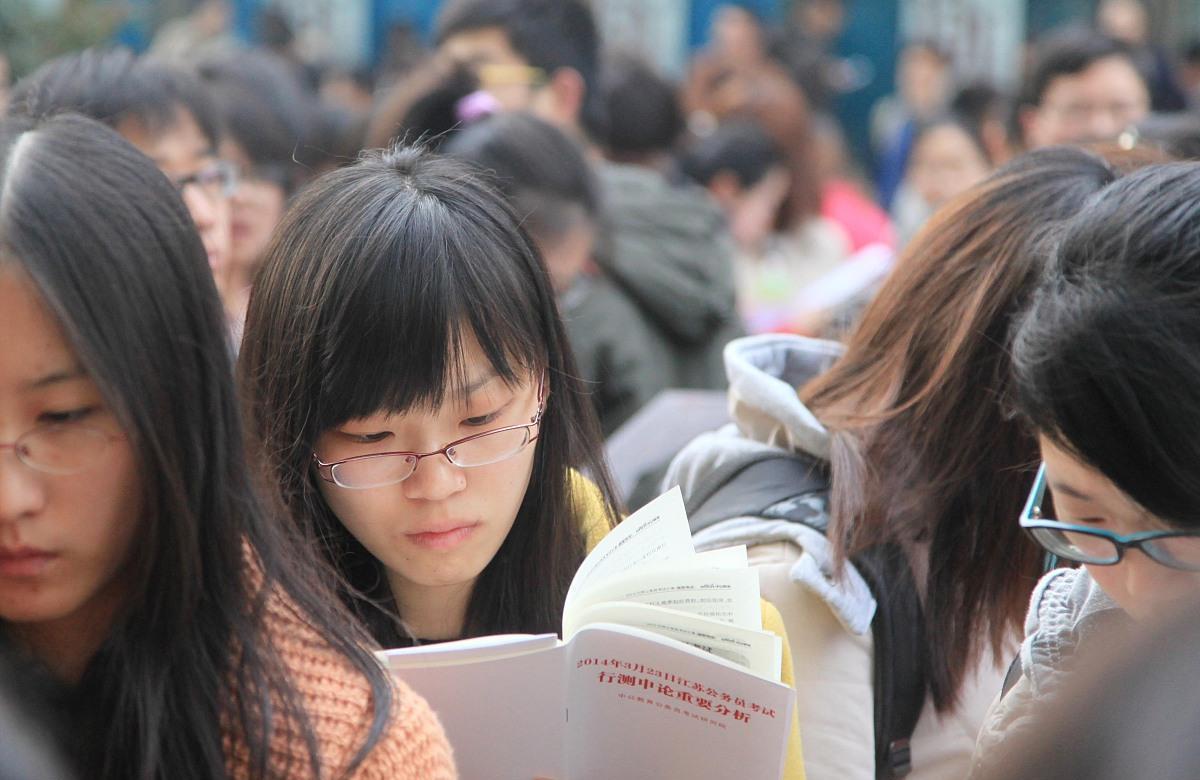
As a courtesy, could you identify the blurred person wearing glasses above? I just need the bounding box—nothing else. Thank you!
[1018,32,1150,149]
[424,0,743,393]
[970,162,1200,776]
[8,48,238,328]
[198,50,313,335]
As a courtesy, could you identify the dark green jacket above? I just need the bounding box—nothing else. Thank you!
[595,162,744,391]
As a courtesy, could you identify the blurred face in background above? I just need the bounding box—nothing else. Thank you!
[899,45,951,119]
[117,109,234,304]
[439,28,549,114]
[531,213,595,295]
[1023,56,1150,148]
[1098,0,1149,46]
[708,165,791,253]
[220,137,287,288]
[712,6,768,70]
[439,27,584,131]
[907,123,991,209]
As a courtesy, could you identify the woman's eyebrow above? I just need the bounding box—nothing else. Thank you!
[1048,479,1094,502]
[461,371,498,397]
[25,367,86,390]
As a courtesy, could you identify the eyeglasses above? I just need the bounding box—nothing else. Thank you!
[314,375,545,490]
[1042,100,1146,128]
[172,160,238,202]
[476,63,548,91]
[239,161,291,189]
[0,423,122,475]
[1020,463,1200,572]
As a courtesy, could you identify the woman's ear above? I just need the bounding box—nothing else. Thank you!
[539,67,586,129]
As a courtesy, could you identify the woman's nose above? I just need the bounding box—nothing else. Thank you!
[401,454,467,502]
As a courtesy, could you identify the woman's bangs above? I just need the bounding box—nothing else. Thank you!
[314,192,546,428]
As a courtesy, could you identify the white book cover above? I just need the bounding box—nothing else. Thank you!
[380,488,793,780]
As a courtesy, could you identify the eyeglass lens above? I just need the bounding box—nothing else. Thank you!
[331,426,532,489]
[1030,526,1200,571]
[10,425,111,474]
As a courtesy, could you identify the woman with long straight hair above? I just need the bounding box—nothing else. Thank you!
[240,144,808,778]
[238,146,622,647]
[0,113,454,778]
[667,145,1124,779]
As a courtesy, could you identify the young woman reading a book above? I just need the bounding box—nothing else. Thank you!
[971,162,1200,775]
[0,114,454,779]
[238,146,805,777]
[666,145,1130,779]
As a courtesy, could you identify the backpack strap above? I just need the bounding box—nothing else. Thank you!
[685,451,829,535]
[1000,652,1024,699]
[854,543,926,778]
[686,451,926,779]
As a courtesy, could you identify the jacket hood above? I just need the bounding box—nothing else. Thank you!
[596,162,740,346]
[664,334,876,634]
[723,333,843,460]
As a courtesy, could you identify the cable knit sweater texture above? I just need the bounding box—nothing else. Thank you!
[221,584,457,779]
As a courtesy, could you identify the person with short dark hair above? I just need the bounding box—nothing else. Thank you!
[970,161,1200,777]
[430,0,743,392]
[436,0,603,139]
[1018,32,1150,148]
[595,53,684,167]
[8,48,237,321]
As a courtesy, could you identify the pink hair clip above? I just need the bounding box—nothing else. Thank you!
[456,90,501,124]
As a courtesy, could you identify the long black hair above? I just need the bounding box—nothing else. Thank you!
[1013,161,1200,527]
[0,113,391,778]
[239,146,619,646]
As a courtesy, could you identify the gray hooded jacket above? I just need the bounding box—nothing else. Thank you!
[970,567,1130,777]
[663,333,876,632]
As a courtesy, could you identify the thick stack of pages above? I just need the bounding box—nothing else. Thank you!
[381,488,794,780]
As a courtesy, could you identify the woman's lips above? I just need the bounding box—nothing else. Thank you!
[405,524,478,551]
[0,548,58,578]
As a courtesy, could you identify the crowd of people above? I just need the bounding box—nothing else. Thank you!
[4,0,1200,777]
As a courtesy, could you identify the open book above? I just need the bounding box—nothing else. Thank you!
[380,488,794,780]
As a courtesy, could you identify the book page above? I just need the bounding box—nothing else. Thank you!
[565,486,695,610]
[380,633,561,669]
[568,602,782,682]
[563,567,763,639]
[564,625,793,780]
[382,639,567,780]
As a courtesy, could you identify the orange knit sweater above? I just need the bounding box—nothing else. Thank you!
[221,585,457,779]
